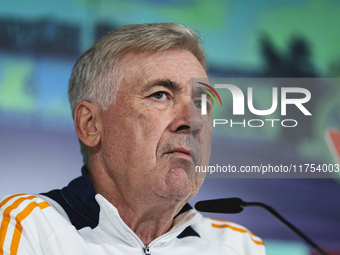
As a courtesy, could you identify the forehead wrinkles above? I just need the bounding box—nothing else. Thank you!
[142,52,206,83]
[116,50,206,91]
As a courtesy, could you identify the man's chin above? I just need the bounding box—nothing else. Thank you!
[156,168,201,201]
[152,158,202,201]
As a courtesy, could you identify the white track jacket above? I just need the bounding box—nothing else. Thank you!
[0,168,266,255]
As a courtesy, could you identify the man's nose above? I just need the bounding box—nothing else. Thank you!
[189,99,204,136]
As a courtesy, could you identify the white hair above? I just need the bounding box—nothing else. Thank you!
[68,23,206,164]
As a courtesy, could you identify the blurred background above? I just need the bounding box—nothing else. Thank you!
[0,0,339,254]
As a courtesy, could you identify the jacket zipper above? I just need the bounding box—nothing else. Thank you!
[143,245,151,255]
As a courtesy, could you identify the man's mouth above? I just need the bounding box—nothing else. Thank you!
[161,135,201,167]
[167,147,197,165]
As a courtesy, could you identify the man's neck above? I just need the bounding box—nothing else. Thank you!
[116,202,179,244]
[87,165,186,245]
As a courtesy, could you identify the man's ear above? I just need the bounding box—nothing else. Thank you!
[74,101,101,147]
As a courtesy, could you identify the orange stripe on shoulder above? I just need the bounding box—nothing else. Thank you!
[0,195,37,255]
[0,194,25,209]
[10,202,50,255]
[250,237,264,246]
[38,202,50,210]
[211,223,264,246]
[212,223,247,233]
[0,195,50,255]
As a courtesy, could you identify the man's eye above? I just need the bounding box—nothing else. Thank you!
[194,100,201,109]
[194,99,212,112]
[151,91,167,100]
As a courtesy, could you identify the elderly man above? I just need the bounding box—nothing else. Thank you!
[0,23,266,254]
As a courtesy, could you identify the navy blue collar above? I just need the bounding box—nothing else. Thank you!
[42,166,199,238]
[42,167,99,229]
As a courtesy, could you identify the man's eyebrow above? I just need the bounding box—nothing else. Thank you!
[192,86,216,99]
[143,79,181,92]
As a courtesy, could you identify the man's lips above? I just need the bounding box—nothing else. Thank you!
[167,147,197,164]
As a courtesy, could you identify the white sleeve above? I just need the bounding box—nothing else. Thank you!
[0,194,49,255]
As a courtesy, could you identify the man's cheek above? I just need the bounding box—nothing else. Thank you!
[200,137,212,165]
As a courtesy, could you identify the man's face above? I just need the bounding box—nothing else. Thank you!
[99,49,212,206]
